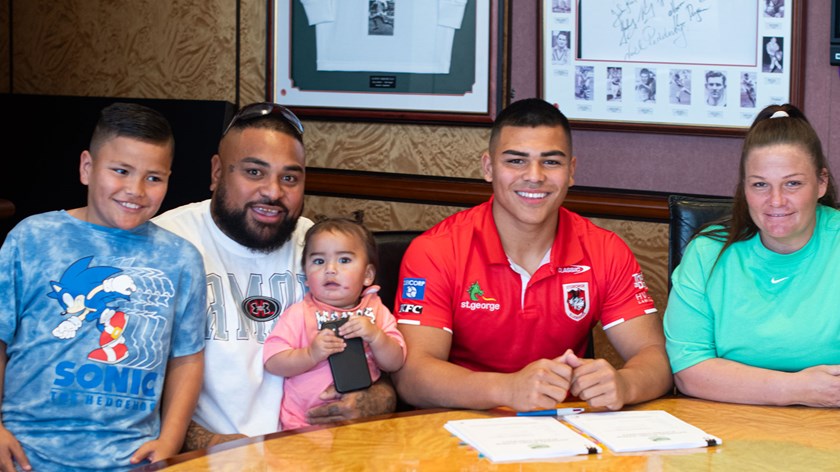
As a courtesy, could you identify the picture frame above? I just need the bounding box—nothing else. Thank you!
[540,0,803,136]
[269,0,506,125]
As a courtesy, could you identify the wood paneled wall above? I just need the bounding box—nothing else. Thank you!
[1,0,671,365]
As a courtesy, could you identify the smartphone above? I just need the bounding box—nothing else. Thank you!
[321,317,372,393]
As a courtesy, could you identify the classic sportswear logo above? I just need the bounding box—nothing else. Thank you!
[557,265,591,274]
[771,277,789,284]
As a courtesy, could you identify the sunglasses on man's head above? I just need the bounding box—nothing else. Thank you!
[222,102,304,137]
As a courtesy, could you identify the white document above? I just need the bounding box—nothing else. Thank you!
[444,416,601,463]
[563,410,722,453]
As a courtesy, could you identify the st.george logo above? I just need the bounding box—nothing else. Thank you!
[467,281,496,302]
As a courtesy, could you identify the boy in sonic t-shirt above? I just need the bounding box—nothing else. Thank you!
[0,102,206,471]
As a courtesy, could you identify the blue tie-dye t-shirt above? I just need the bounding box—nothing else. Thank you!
[0,211,206,471]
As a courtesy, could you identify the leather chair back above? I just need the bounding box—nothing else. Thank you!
[668,195,733,286]
[373,230,423,313]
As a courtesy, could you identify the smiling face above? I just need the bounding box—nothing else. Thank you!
[482,125,575,233]
[304,230,375,309]
[745,143,828,253]
[78,136,172,230]
[210,127,305,252]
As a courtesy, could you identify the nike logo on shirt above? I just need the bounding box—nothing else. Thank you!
[771,277,789,284]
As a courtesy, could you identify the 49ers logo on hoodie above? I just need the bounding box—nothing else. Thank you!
[563,282,589,321]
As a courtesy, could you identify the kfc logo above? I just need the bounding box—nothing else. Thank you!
[398,303,424,314]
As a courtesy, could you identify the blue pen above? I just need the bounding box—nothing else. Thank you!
[516,407,585,417]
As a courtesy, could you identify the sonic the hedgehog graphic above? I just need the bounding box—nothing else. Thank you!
[48,256,137,364]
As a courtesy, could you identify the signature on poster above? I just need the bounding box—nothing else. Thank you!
[610,0,711,60]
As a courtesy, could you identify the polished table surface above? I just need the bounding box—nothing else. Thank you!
[139,397,840,471]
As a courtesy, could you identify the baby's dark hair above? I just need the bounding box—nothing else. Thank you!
[301,217,379,271]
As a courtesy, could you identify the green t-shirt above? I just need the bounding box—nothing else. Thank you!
[665,204,840,373]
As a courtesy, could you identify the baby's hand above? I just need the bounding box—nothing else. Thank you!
[309,328,346,362]
[339,316,380,344]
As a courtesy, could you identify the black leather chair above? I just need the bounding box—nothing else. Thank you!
[372,230,422,411]
[667,195,733,286]
[373,230,423,313]
[667,195,733,397]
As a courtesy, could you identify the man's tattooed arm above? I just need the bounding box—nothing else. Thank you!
[182,420,247,452]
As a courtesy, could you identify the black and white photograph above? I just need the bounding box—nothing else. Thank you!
[669,69,692,105]
[704,71,727,107]
[763,36,784,73]
[764,0,785,17]
[368,0,394,36]
[606,67,622,102]
[552,0,571,13]
[575,66,594,100]
[740,72,757,108]
[635,68,656,103]
[551,30,570,65]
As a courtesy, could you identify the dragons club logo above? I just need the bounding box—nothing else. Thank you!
[563,282,589,321]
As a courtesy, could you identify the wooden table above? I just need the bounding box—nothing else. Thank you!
[138,397,840,471]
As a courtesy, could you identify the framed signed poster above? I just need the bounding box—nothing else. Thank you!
[270,0,506,125]
[540,0,803,135]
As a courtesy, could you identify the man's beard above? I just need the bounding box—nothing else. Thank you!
[211,183,301,253]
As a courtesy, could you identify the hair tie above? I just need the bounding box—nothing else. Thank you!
[770,110,789,119]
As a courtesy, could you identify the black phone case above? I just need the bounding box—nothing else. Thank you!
[321,318,372,393]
